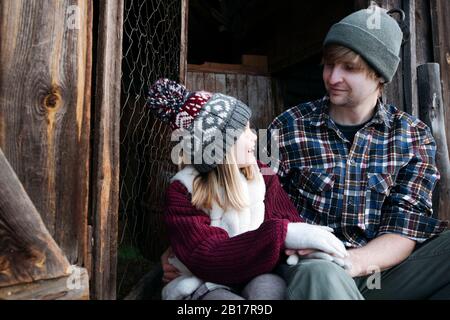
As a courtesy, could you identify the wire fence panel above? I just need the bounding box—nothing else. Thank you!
[118,0,181,298]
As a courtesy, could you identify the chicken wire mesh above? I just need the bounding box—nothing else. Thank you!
[118,0,181,298]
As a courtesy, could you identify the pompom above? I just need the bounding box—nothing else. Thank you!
[147,78,189,123]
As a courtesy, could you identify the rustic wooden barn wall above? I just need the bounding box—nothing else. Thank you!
[430,0,450,222]
[186,70,276,131]
[0,0,92,267]
[430,0,450,164]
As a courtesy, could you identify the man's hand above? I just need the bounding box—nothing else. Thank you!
[344,234,416,278]
[161,247,181,283]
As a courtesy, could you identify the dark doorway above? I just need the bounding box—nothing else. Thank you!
[188,0,356,108]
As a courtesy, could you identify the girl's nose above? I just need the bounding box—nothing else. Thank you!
[251,130,257,142]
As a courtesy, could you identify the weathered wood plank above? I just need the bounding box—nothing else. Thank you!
[91,0,124,300]
[188,62,269,76]
[191,72,205,92]
[204,73,216,92]
[415,0,433,66]
[237,74,249,105]
[255,76,270,130]
[0,266,89,300]
[0,0,92,267]
[402,0,418,116]
[0,147,70,288]
[225,74,238,98]
[179,0,189,85]
[215,73,226,94]
[271,78,285,119]
[247,76,259,128]
[186,72,195,92]
[417,63,450,222]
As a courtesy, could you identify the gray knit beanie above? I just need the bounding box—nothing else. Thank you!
[147,78,251,173]
[323,7,404,83]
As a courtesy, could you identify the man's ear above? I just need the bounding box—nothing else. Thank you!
[377,79,385,98]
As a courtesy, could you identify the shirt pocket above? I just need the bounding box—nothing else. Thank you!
[364,172,395,237]
[288,167,335,224]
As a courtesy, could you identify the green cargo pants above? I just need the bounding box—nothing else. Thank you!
[278,230,450,300]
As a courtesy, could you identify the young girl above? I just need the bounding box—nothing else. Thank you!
[147,79,347,300]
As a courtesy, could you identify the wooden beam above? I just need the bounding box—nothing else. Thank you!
[417,63,450,222]
[0,266,89,300]
[91,0,124,300]
[188,62,269,76]
[414,0,434,66]
[0,147,70,288]
[402,0,418,116]
[179,0,189,85]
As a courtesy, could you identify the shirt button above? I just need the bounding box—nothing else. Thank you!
[349,159,356,165]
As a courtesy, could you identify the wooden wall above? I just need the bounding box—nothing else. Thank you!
[430,0,450,174]
[186,68,278,131]
[0,0,92,268]
[0,0,124,300]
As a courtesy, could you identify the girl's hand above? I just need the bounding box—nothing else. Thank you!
[284,223,348,258]
[285,249,319,266]
[161,247,181,283]
[286,250,352,270]
[285,249,318,256]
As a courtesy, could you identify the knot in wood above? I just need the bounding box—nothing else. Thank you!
[44,87,61,110]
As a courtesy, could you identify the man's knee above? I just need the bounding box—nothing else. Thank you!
[284,260,362,300]
[285,260,347,292]
[288,260,345,282]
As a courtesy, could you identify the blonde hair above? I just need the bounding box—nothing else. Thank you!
[323,44,385,91]
[179,147,257,211]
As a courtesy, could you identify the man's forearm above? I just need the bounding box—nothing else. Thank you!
[347,233,416,277]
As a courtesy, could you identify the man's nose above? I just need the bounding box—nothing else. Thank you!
[328,66,344,84]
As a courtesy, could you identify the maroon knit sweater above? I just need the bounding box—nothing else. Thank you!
[164,163,303,285]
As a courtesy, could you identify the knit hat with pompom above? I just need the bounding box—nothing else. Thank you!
[147,78,251,173]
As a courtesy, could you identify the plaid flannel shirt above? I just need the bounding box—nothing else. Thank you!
[267,96,448,247]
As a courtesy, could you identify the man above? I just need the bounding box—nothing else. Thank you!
[268,7,449,299]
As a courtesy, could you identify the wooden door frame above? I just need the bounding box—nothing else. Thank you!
[90,0,124,300]
[180,0,189,84]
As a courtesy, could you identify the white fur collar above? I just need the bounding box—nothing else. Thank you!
[171,165,266,237]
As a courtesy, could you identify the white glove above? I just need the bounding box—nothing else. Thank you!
[286,252,352,270]
[284,223,347,258]
[162,275,203,300]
